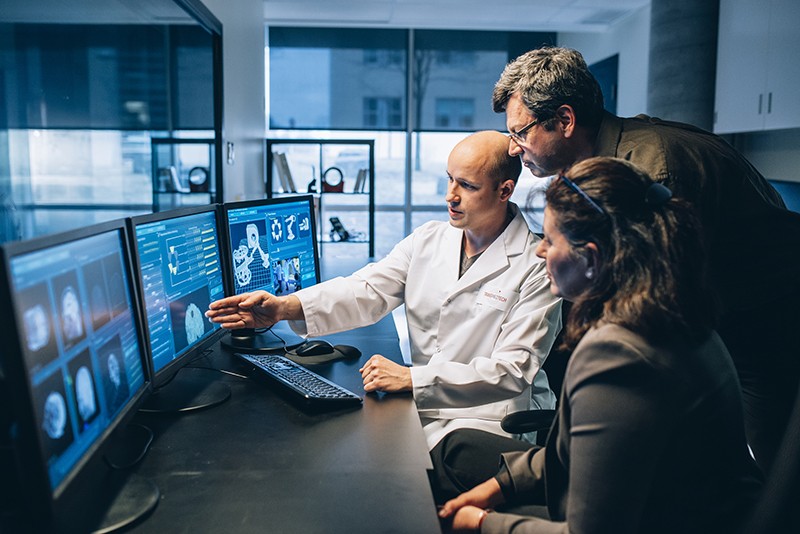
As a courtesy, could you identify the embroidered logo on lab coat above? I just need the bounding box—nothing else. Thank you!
[477,287,517,311]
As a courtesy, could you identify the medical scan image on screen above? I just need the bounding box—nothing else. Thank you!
[8,230,146,490]
[134,210,224,374]
[227,198,318,297]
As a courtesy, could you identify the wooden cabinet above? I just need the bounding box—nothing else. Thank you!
[714,0,800,134]
[265,139,375,257]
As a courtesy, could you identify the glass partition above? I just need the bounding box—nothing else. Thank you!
[0,0,223,242]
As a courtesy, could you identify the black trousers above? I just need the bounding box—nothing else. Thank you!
[428,428,536,504]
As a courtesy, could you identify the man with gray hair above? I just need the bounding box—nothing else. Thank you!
[494,45,800,473]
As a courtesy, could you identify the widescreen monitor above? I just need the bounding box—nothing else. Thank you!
[221,195,320,352]
[0,219,156,532]
[129,205,229,412]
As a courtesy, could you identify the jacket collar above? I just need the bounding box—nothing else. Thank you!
[593,111,623,158]
[447,202,529,293]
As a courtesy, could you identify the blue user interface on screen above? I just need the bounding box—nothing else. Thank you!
[134,211,224,375]
[226,199,318,296]
[9,229,146,491]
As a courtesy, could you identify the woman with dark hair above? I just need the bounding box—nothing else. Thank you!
[437,157,762,533]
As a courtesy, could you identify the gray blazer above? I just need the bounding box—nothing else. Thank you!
[483,323,762,534]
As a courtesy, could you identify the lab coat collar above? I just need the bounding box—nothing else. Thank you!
[446,202,528,295]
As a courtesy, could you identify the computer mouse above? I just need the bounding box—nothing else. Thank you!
[295,340,335,357]
[333,344,362,359]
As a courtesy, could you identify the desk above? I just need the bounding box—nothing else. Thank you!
[127,314,440,533]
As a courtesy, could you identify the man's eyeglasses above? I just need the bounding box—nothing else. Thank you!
[559,174,606,216]
[508,118,538,144]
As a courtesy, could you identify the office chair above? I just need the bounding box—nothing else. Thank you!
[501,303,571,443]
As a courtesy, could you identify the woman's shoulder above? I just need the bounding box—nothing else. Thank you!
[568,323,667,384]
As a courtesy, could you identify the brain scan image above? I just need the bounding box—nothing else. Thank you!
[34,371,75,457]
[23,304,50,352]
[169,285,213,354]
[61,286,83,341]
[103,254,128,317]
[107,353,121,388]
[83,257,111,331]
[68,350,100,432]
[42,391,67,440]
[17,282,59,370]
[185,302,205,344]
[99,335,129,414]
[75,366,97,422]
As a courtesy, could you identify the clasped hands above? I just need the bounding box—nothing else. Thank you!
[438,478,505,533]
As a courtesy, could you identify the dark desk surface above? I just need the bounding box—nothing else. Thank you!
[127,315,440,533]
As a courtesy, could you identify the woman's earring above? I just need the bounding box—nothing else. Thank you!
[585,267,594,279]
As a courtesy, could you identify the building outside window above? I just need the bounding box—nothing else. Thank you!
[364,98,403,129]
[267,27,557,258]
[434,98,475,129]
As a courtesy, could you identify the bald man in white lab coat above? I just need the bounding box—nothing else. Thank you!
[206,130,562,450]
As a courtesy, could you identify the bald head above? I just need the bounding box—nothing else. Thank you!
[450,130,522,188]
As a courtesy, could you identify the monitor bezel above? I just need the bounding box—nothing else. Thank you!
[220,194,321,299]
[0,218,152,525]
[127,204,227,388]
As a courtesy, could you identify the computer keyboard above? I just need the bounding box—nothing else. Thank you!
[236,353,362,406]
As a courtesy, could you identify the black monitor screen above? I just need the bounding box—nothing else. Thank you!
[224,195,320,296]
[131,207,224,378]
[1,223,147,494]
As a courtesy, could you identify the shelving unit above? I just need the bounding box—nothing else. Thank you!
[151,138,217,212]
[265,138,375,257]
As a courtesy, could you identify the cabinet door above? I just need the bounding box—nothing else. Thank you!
[763,0,800,130]
[713,0,770,134]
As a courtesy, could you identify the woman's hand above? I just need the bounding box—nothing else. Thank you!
[439,477,505,528]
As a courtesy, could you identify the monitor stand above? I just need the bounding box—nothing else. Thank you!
[220,324,304,354]
[139,367,231,414]
[91,474,159,534]
[104,423,154,470]
[60,425,159,533]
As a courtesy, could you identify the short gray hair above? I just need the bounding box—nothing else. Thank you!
[492,47,605,130]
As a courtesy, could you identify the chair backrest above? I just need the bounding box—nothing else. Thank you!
[541,301,571,402]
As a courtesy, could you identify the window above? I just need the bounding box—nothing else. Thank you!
[363,49,404,67]
[267,28,555,250]
[364,98,403,129]
[435,98,474,129]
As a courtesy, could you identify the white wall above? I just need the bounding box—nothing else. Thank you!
[734,129,800,183]
[557,6,651,118]
[201,0,266,202]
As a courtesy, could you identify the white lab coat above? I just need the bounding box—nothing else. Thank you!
[290,203,562,449]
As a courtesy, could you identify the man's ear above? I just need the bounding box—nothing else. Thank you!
[556,104,578,138]
[498,179,515,201]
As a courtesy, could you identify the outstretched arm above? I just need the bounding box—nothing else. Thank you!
[205,290,304,329]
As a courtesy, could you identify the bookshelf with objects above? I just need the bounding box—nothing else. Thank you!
[151,138,217,212]
[265,139,375,257]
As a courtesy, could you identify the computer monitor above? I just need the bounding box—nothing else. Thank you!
[129,205,230,412]
[220,195,320,352]
[0,219,157,532]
